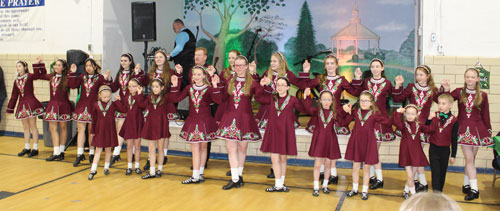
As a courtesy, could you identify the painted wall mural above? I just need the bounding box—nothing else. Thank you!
[184,0,416,94]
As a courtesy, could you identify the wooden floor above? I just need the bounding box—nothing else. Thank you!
[0,137,499,211]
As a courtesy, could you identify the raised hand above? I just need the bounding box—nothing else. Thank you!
[441,79,450,92]
[395,75,404,88]
[175,64,183,74]
[396,107,405,113]
[207,65,216,76]
[303,60,311,73]
[343,104,352,114]
[137,86,143,95]
[249,61,257,75]
[134,64,141,75]
[115,94,121,101]
[354,67,362,80]
[104,70,111,79]
[70,64,77,73]
[171,75,178,87]
[428,111,436,119]
[35,56,43,64]
[211,74,220,88]
[260,76,271,86]
[303,88,311,100]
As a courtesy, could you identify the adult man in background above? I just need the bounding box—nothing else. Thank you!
[167,19,196,89]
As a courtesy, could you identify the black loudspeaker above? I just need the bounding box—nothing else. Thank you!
[132,2,156,42]
[66,49,89,76]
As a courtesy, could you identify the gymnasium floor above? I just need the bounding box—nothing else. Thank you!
[0,137,499,211]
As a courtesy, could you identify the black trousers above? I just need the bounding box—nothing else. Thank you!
[429,143,450,192]
[177,59,193,90]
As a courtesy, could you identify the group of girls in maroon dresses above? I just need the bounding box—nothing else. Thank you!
[8,50,492,201]
[109,53,144,167]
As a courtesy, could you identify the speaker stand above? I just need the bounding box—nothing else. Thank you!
[142,41,149,72]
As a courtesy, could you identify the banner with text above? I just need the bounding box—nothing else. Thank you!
[0,0,45,41]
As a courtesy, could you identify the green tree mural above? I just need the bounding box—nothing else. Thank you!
[294,1,317,67]
[197,29,278,75]
[399,29,415,64]
[184,0,287,72]
[251,15,287,65]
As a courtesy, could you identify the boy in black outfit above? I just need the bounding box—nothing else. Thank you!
[426,94,458,192]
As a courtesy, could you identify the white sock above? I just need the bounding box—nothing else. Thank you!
[104,162,110,169]
[132,147,136,154]
[470,179,478,191]
[230,168,239,182]
[193,170,200,180]
[33,143,38,150]
[375,169,383,181]
[134,162,140,169]
[238,167,243,176]
[313,181,319,190]
[164,149,168,156]
[59,145,65,153]
[352,183,359,192]
[127,163,132,169]
[53,147,60,155]
[77,147,84,155]
[24,143,30,149]
[414,173,419,181]
[362,185,369,193]
[89,148,95,155]
[331,168,337,177]
[322,179,329,188]
[404,184,409,192]
[409,186,416,194]
[281,175,286,184]
[464,175,470,186]
[419,173,427,186]
[320,164,325,173]
[199,167,205,175]
[150,166,155,175]
[370,166,375,178]
[113,146,121,155]
[91,163,98,172]
[158,165,163,171]
[275,178,283,188]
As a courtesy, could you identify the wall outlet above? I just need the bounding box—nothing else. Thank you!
[431,33,437,42]
[437,44,444,53]
[88,44,92,51]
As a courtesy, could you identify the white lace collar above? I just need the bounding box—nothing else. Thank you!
[192,84,207,90]
[122,70,130,74]
[156,69,162,74]
[415,83,430,91]
[465,88,476,94]
[236,77,245,82]
[326,75,340,81]
[370,77,385,84]
[17,74,28,80]
[55,74,62,77]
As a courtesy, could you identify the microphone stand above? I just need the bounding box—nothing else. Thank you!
[246,29,262,61]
